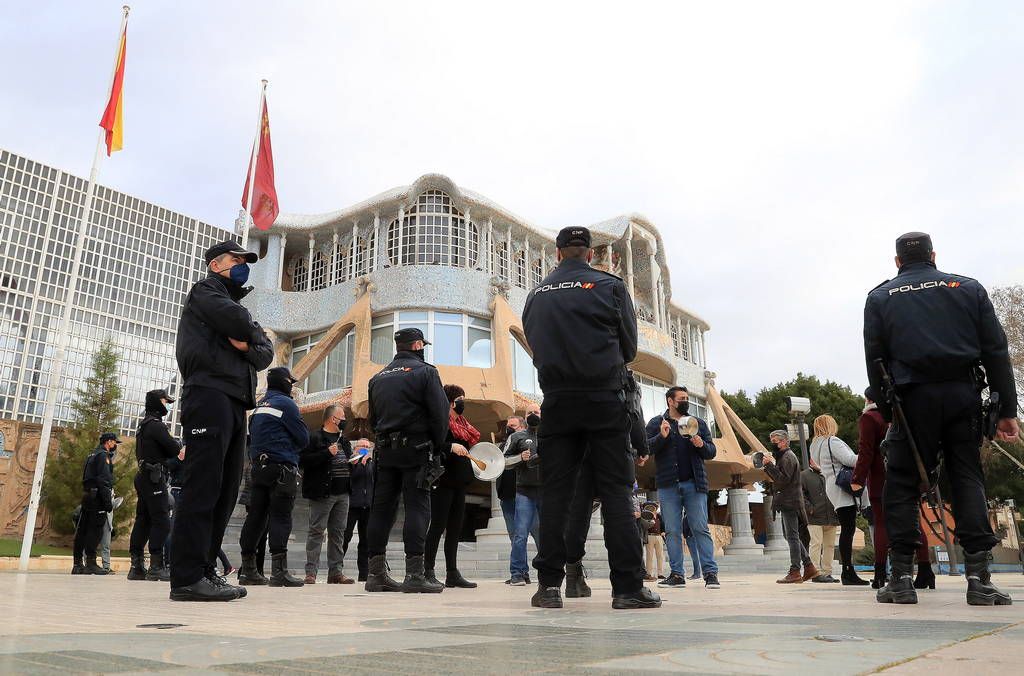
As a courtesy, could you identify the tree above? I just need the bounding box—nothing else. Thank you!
[41,339,136,536]
[721,373,865,452]
[991,285,1023,400]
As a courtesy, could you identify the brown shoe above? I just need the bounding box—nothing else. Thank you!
[777,568,803,584]
[644,575,656,582]
[801,563,818,581]
[328,573,354,584]
[303,574,317,585]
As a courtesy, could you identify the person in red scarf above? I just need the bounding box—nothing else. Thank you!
[424,384,481,588]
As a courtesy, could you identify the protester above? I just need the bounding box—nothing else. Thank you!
[801,457,839,583]
[852,389,934,590]
[301,404,353,584]
[342,439,374,582]
[647,386,720,589]
[424,385,480,589]
[642,501,666,581]
[809,414,869,586]
[238,366,309,588]
[497,416,525,543]
[764,430,817,583]
[504,403,543,586]
[72,432,119,575]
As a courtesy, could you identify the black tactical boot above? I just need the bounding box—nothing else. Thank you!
[205,566,246,598]
[84,556,109,575]
[237,554,269,586]
[877,552,917,604]
[841,564,870,586]
[565,560,592,598]
[402,555,444,593]
[269,553,305,587]
[871,563,887,590]
[612,586,662,609]
[365,554,402,592]
[531,584,563,608]
[145,552,170,582]
[170,576,238,602]
[71,555,87,575]
[127,552,148,580]
[965,550,1012,606]
[913,561,936,590]
[424,568,442,587]
[445,569,477,589]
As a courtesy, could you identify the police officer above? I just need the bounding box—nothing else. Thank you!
[170,239,273,602]
[238,366,309,587]
[522,226,660,610]
[364,327,468,594]
[865,232,1020,606]
[72,432,119,575]
[127,389,181,582]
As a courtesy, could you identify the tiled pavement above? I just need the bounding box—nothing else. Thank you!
[1,570,1021,674]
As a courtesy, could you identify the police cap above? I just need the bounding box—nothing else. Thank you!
[99,432,121,444]
[555,227,591,249]
[204,240,258,266]
[394,327,431,345]
[147,388,175,404]
[895,232,933,261]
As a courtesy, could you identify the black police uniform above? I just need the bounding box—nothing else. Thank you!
[170,240,273,595]
[522,231,648,598]
[72,440,116,572]
[128,390,181,577]
[365,335,451,590]
[864,239,1018,561]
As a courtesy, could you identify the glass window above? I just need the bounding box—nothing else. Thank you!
[369,310,492,367]
[510,336,541,395]
[466,328,491,369]
[385,191,478,268]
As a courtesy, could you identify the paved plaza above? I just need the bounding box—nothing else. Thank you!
[1,570,1022,674]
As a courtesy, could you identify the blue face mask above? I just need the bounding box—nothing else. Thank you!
[229,263,250,285]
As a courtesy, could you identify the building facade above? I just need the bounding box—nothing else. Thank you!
[0,148,233,437]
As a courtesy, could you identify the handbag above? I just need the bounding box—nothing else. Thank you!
[827,438,862,498]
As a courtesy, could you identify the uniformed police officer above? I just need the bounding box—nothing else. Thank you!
[127,389,181,582]
[522,226,660,610]
[865,232,1020,606]
[72,432,119,575]
[170,239,274,602]
[364,327,468,594]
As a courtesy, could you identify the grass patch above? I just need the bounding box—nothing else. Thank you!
[0,537,129,558]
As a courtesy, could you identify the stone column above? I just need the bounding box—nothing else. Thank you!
[723,483,764,556]
[762,494,789,555]
[396,206,405,264]
[330,230,339,284]
[487,218,494,273]
[372,212,381,271]
[306,234,315,291]
[350,221,358,279]
[624,226,635,298]
[505,227,513,278]
[277,233,287,290]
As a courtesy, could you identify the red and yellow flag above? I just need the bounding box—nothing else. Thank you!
[99,25,127,156]
[241,100,279,231]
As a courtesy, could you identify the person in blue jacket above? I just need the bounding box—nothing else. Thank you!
[238,367,310,587]
[646,386,719,589]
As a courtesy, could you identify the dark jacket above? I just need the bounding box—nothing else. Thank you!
[367,350,451,466]
[300,428,352,499]
[349,457,375,509]
[801,467,839,526]
[167,455,185,490]
[249,387,310,466]
[764,447,802,513]
[504,428,542,491]
[522,258,638,394]
[438,429,475,488]
[82,446,114,511]
[175,273,274,408]
[646,413,716,491]
[135,396,181,465]
[864,261,1018,418]
[853,407,887,499]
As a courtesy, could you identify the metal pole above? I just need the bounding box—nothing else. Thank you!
[240,79,267,250]
[796,413,809,468]
[19,5,131,571]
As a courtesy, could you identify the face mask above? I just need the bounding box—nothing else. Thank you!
[505,427,517,438]
[337,419,347,432]
[526,413,541,428]
[412,348,425,360]
[154,401,168,417]
[229,263,250,285]
[676,401,690,415]
[454,400,465,415]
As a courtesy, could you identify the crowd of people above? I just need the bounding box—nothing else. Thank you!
[67,229,1018,610]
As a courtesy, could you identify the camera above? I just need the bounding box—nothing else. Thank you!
[786,396,811,415]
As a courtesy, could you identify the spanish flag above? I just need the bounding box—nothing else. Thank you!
[99,25,127,156]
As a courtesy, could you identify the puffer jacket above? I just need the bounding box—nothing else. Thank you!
[764,447,802,513]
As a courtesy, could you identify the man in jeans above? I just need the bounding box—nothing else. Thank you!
[301,404,353,584]
[504,404,543,586]
[764,430,817,583]
[647,386,720,589]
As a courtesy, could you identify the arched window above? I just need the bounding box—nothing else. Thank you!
[385,190,479,267]
[353,237,368,277]
[292,256,308,291]
[513,251,527,288]
[494,241,509,280]
[334,240,349,284]
[530,258,543,288]
[310,251,327,290]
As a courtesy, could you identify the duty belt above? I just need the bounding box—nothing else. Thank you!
[375,431,429,450]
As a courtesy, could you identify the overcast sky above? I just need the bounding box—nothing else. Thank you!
[3,1,1022,396]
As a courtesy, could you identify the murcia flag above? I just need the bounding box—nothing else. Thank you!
[98,24,127,155]
[241,101,279,231]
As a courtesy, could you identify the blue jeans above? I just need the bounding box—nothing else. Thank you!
[500,497,516,543]
[685,536,701,575]
[658,480,717,576]
[510,492,540,577]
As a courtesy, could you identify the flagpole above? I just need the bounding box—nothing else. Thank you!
[19,5,131,571]
[241,79,267,250]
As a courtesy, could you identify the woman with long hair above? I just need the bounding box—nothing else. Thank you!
[809,414,869,586]
[424,384,480,588]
